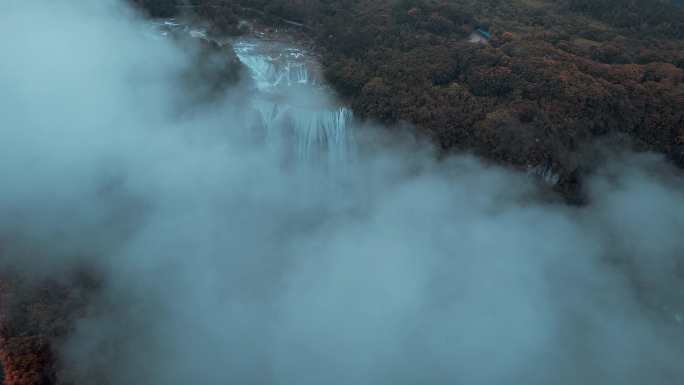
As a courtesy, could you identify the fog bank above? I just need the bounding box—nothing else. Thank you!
[1,1,683,384]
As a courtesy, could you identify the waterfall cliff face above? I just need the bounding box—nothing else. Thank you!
[235,41,311,90]
[234,40,356,166]
[148,19,356,167]
[251,101,354,164]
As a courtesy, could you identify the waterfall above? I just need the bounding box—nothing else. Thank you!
[527,161,560,185]
[234,40,355,165]
[238,54,310,90]
[147,20,356,166]
[234,41,312,90]
[252,100,354,164]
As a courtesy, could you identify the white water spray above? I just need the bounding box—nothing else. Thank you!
[234,39,356,165]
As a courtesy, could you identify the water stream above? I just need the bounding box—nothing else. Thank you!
[151,19,356,166]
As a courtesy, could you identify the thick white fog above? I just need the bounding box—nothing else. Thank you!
[1,1,683,384]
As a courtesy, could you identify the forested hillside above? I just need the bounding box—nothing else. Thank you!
[132,0,684,200]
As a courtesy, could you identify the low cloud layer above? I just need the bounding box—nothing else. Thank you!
[1,1,683,384]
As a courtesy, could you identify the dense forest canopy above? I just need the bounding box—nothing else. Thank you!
[130,0,684,200]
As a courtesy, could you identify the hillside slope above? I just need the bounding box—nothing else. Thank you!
[134,0,684,199]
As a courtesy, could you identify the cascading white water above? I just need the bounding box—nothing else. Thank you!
[252,100,354,164]
[235,42,310,90]
[527,162,560,185]
[148,20,355,167]
[234,40,355,165]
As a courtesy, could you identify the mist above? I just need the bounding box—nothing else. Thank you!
[1,1,684,384]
